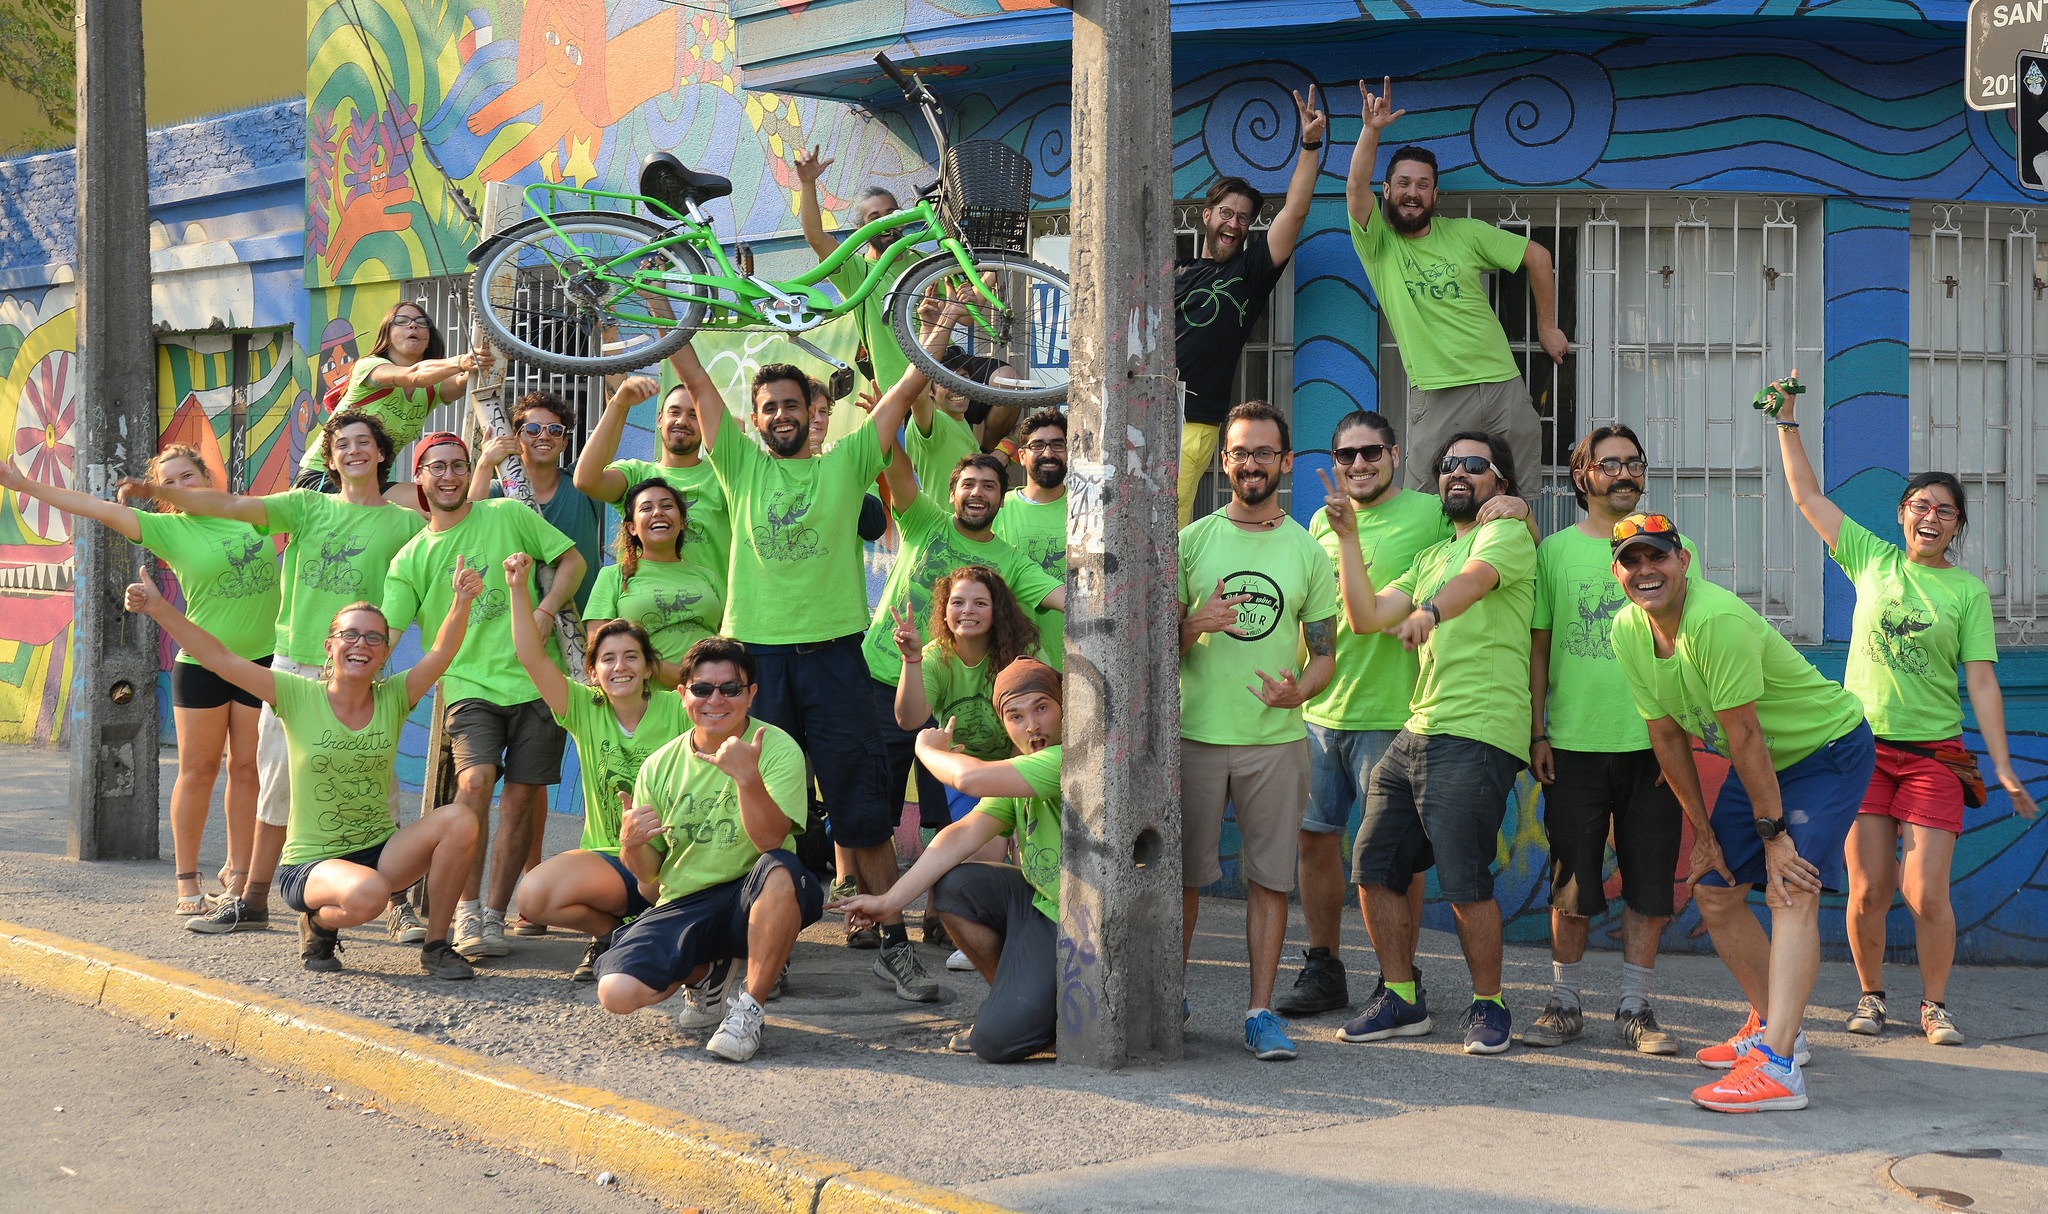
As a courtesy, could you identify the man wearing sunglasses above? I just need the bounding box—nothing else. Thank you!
[1178,400,1341,1061]
[1347,78,1569,508]
[474,391,608,616]
[1609,512,1874,1111]
[1330,431,1535,1055]
[383,433,587,964]
[1525,427,1699,1054]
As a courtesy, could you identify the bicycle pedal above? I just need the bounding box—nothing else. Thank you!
[828,367,855,400]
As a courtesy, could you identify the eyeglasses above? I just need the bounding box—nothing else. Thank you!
[1331,444,1390,465]
[687,681,748,699]
[1904,498,1960,523]
[1209,206,1255,226]
[1610,512,1679,546]
[1438,455,1500,477]
[390,315,431,331]
[1590,457,1648,477]
[520,422,567,438]
[329,629,388,646]
[1023,439,1067,454]
[1222,447,1284,467]
[422,460,472,477]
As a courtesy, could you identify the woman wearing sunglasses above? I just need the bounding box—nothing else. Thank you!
[504,552,689,982]
[582,478,725,688]
[1766,372,2038,1047]
[299,302,493,491]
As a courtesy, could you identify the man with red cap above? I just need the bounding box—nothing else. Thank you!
[382,432,587,963]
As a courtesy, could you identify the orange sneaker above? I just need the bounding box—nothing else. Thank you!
[1697,1011,1811,1070]
[1692,1054,1808,1112]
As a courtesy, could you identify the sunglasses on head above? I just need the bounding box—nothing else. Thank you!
[1610,512,1679,545]
[1438,454,1499,476]
[1331,444,1390,465]
[687,680,748,699]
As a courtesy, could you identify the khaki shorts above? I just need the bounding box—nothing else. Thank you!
[1180,737,1311,892]
[255,656,402,827]
[1405,377,1542,506]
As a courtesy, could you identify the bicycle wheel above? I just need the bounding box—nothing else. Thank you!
[886,250,1071,408]
[471,211,707,376]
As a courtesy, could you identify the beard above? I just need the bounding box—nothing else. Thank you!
[663,432,700,459]
[1029,458,1066,490]
[1231,470,1277,508]
[763,426,808,459]
[1441,484,1482,523]
[1382,193,1434,236]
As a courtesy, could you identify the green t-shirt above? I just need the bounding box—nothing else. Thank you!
[917,641,1012,761]
[830,246,919,393]
[272,670,406,866]
[1533,524,1701,753]
[257,490,425,665]
[1349,212,1526,391]
[486,478,606,614]
[708,413,886,644]
[907,409,979,496]
[555,684,690,855]
[1390,518,1537,759]
[971,743,1063,923]
[603,457,730,599]
[301,356,436,476]
[862,494,1063,686]
[1303,489,1452,731]
[1612,579,1867,770]
[634,720,808,903]
[584,558,724,665]
[1831,516,1997,741]
[134,512,281,664]
[991,488,1067,672]
[1177,512,1342,747]
[381,499,576,707]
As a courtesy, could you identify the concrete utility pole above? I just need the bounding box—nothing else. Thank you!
[69,0,161,860]
[1057,0,1182,1067]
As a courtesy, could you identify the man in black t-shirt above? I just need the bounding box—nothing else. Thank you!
[1174,86,1326,528]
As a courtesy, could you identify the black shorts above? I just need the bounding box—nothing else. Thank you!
[171,655,272,710]
[599,851,655,920]
[746,635,895,849]
[277,840,388,914]
[1352,730,1521,905]
[446,697,566,785]
[594,851,823,991]
[1543,748,1683,919]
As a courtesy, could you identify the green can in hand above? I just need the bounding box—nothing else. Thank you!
[1752,376,1805,417]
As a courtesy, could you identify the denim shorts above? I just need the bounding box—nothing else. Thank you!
[1352,729,1521,905]
[1702,721,1875,895]
[277,839,389,914]
[595,850,822,990]
[598,851,655,920]
[1303,725,1399,835]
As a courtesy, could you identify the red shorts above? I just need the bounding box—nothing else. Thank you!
[1860,738,1968,834]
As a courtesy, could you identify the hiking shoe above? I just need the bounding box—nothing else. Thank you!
[1244,1010,1298,1061]
[874,939,943,1003]
[186,895,266,934]
[573,932,612,983]
[1692,1053,1809,1112]
[705,993,765,1063]
[298,913,343,972]
[1338,983,1432,1042]
[946,949,974,972]
[1272,947,1350,1017]
[1462,1000,1513,1055]
[675,959,736,1032]
[1615,1004,1678,1055]
[947,1027,975,1054]
[452,911,487,961]
[1698,1010,1809,1069]
[846,924,881,950]
[1521,998,1583,1048]
[420,941,474,980]
[1847,993,1887,1036]
[509,915,548,937]
[1921,1002,1964,1046]
[386,900,427,944]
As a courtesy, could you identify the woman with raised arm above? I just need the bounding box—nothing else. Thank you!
[581,478,723,688]
[124,558,485,980]
[1765,371,2039,1047]
[299,301,493,493]
[504,551,690,982]
[1,447,279,916]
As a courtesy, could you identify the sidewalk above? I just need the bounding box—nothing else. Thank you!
[4,746,2044,1212]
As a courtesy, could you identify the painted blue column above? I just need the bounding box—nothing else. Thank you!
[1819,198,1911,643]
[1289,197,1380,523]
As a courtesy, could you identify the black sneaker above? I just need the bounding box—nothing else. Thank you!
[298,913,343,972]
[1273,947,1350,1016]
[1521,998,1583,1047]
[186,896,267,935]
[420,941,475,980]
[573,932,612,983]
[873,939,943,1002]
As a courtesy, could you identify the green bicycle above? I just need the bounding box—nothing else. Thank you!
[468,54,1071,407]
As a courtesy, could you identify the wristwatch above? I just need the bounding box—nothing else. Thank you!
[1418,599,1441,625]
[1754,817,1790,841]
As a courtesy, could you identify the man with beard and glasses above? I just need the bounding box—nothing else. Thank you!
[796,149,919,394]
[1178,400,1341,1061]
[383,434,586,963]
[1347,78,1570,507]
[992,409,1070,671]
[575,374,733,598]
[1524,426,1699,1053]
[1273,410,1450,1018]
[1329,431,1535,1056]
[1174,88,1326,529]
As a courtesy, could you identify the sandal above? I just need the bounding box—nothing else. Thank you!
[174,872,206,916]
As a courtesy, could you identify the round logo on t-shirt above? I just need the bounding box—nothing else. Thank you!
[1224,570,1284,641]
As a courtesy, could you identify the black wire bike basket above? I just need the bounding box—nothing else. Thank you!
[939,140,1032,252]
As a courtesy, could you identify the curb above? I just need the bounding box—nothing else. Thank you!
[0,919,1016,1214]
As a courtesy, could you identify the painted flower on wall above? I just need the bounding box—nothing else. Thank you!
[12,348,74,541]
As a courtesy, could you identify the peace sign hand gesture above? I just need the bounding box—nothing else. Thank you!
[890,601,923,661]
[1317,467,1356,538]
[1294,85,1328,147]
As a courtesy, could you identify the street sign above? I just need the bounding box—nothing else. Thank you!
[2017,51,2048,191]
[1968,0,2048,111]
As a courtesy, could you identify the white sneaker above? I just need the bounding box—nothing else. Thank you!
[452,911,487,961]
[946,948,973,972]
[475,916,511,958]
[674,959,734,1032]
[706,993,764,1062]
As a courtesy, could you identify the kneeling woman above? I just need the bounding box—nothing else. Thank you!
[505,552,688,981]
[125,560,483,979]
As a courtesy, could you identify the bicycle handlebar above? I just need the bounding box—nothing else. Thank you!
[875,52,949,166]
[875,52,918,97]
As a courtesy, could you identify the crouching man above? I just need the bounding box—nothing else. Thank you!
[597,637,824,1062]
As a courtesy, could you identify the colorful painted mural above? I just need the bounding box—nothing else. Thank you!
[0,286,79,743]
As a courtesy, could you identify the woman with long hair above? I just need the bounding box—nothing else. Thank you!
[298,301,493,490]
[1767,372,2038,1046]
[2,446,279,916]
[583,478,723,686]
[505,551,689,982]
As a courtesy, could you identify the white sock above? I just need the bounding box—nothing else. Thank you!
[1619,961,1654,1015]
[1551,960,1582,1010]
[456,899,481,921]
[482,906,506,926]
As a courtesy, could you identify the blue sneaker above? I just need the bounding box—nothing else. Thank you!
[1337,983,1432,1042]
[1462,999,1512,1055]
[1244,1009,1298,1060]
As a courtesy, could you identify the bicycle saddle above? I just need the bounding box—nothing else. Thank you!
[640,153,733,210]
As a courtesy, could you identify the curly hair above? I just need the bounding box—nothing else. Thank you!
[143,444,212,514]
[585,619,658,701]
[615,478,687,591]
[926,564,1039,673]
[318,409,397,488]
